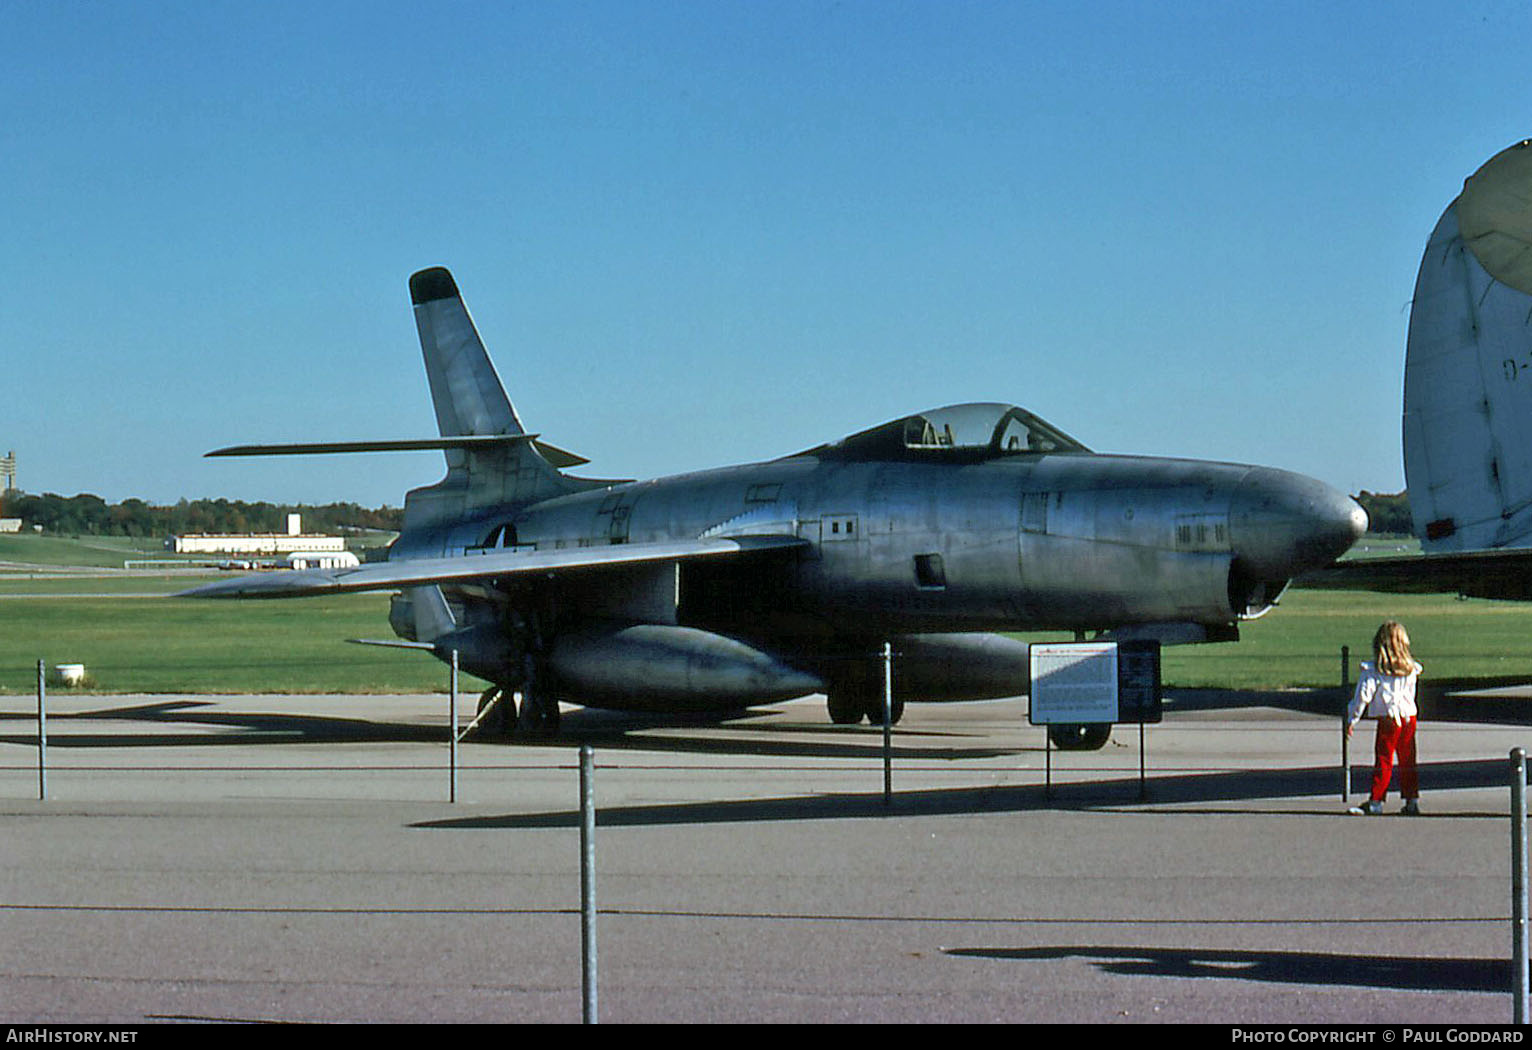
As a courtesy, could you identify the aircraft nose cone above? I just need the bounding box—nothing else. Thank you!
[1228,468,1367,578]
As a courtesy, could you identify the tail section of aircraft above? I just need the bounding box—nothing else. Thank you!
[411,267,525,441]
[401,267,602,535]
[1404,141,1532,551]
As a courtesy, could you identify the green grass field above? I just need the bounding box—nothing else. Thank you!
[0,530,395,571]
[1162,589,1532,689]
[0,533,178,569]
[0,575,204,596]
[0,591,459,695]
[6,535,1532,697]
[4,585,1532,697]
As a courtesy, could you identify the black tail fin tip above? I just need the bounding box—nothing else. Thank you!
[410,267,459,306]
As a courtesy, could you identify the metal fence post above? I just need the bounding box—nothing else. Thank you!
[1340,650,1352,803]
[449,649,459,804]
[36,659,47,801]
[580,744,598,1024]
[882,641,893,805]
[1341,718,1350,804]
[1514,748,1528,1024]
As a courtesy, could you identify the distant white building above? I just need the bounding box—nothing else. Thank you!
[283,550,361,570]
[0,518,20,533]
[172,533,347,554]
[169,513,347,555]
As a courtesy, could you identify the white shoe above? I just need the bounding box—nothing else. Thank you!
[1348,801,1383,816]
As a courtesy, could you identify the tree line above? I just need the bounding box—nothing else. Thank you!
[1353,490,1411,535]
[0,490,402,538]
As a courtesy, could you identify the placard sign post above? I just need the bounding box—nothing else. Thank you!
[1029,641,1162,798]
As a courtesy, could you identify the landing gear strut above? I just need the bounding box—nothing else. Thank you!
[462,676,560,739]
[475,685,509,734]
[459,684,512,740]
[515,653,561,735]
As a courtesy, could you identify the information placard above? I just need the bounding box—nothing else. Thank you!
[1027,640,1163,726]
[1115,639,1163,725]
[1028,642,1118,725]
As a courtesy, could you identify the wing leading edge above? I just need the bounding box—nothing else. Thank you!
[176,534,808,599]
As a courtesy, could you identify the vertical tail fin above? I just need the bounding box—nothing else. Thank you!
[410,267,525,441]
[1404,141,1532,550]
[402,267,590,534]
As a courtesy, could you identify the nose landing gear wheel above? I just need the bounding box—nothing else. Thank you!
[1047,723,1112,751]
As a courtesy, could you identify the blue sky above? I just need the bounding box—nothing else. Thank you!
[3,1,1529,507]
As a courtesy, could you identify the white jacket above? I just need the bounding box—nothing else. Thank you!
[1346,660,1423,725]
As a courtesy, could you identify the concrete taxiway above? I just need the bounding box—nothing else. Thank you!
[2,690,1531,1023]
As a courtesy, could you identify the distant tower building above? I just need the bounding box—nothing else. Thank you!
[0,450,14,524]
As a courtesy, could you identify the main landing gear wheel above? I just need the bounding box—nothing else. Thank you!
[827,690,864,725]
[516,681,562,736]
[825,690,905,726]
[462,683,561,740]
[1048,723,1112,751]
[871,696,905,725]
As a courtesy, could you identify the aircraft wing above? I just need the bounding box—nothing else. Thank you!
[177,534,808,599]
[1302,547,1532,600]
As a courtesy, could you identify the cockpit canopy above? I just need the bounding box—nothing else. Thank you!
[806,402,1091,462]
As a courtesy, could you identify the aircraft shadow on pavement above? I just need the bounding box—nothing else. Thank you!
[1164,687,1346,716]
[0,700,449,748]
[1417,676,1532,724]
[942,946,1508,994]
[414,756,1515,831]
[0,699,1011,762]
[1166,677,1532,724]
[554,706,1013,762]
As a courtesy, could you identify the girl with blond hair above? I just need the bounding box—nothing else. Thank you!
[1346,620,1424,815]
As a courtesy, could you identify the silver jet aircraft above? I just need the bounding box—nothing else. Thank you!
[188,267,1366,748]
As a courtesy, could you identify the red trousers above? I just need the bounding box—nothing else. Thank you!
[1369,716,1419,802]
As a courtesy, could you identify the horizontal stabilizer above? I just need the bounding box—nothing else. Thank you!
[207,434,590,468]
[178,534,808,599]
[1302,547,1532,600]
[346,638,437,651]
